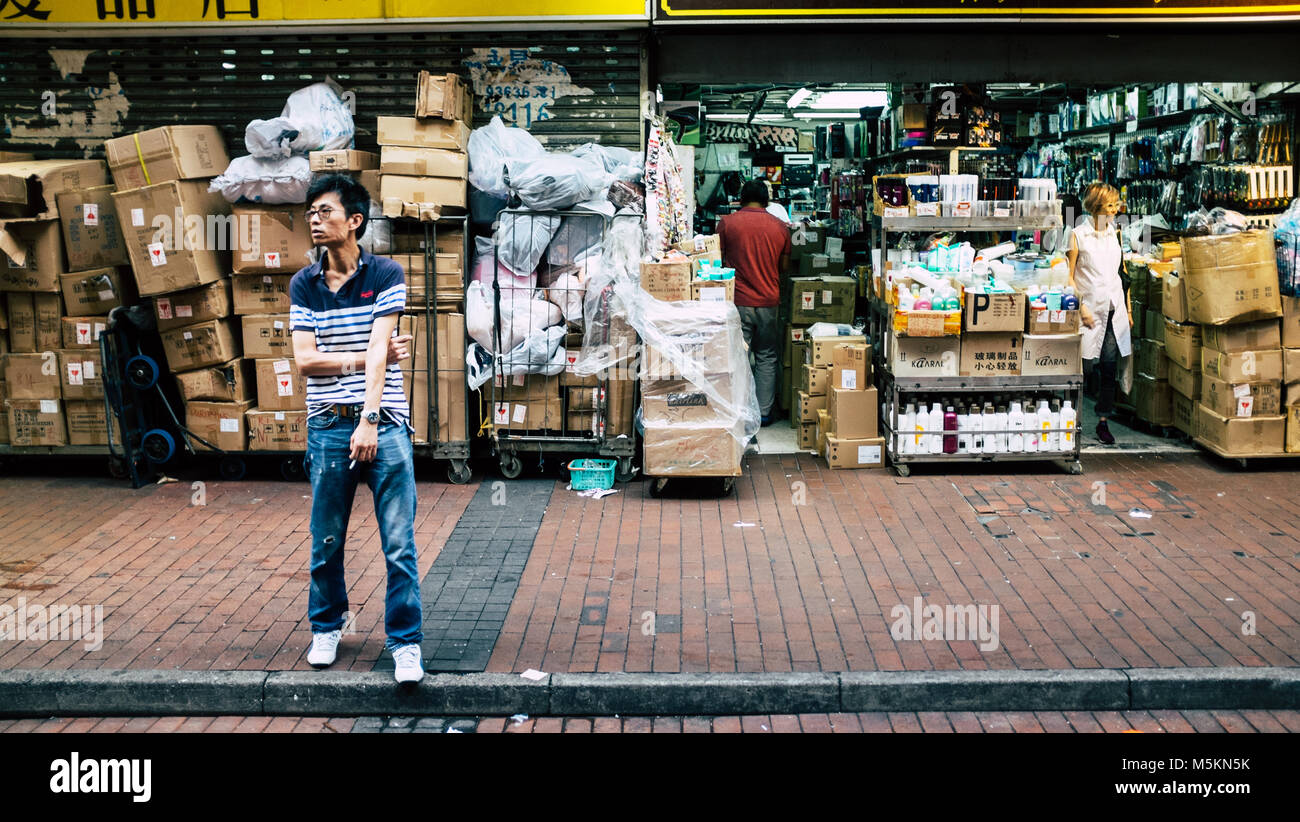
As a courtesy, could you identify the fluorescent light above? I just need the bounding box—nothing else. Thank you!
[794,112,857,120]
[707,113,790,123]
[809,90,888,110]
[786,88,812,109]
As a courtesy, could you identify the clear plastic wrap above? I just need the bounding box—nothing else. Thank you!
[494,210,561,274]
[506,154,615,211]
[244,117,299,160]
[209,154,313,204]
[575,215,642,375]
[358,201,391,254]
[546,200,613,267]
[571,143,644,182]
[544,270,586,324]
[468,116,546,199]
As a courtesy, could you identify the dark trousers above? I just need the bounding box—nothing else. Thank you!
[1083,312,1120,417]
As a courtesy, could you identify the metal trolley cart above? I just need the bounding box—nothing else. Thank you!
[486,208,637,482]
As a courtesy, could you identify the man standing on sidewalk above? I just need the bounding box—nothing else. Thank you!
[289,173,425,684]
[718,179,791,425]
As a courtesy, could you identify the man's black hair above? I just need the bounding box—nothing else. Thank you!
[740,179,770,208]
[306,173,369,241]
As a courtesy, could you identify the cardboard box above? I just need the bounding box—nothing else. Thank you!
[65,399,113,446]
[230,204,314,275]
[492,397,562,431]
[5,293,35,352]
[1200,319,1281,353]
[1196,404,1285,455]
[3,353,63,399]
[104,125,228,192]
[825,435,886,469]
[798,421,817,450]
[0,219,64,292]
[691,279,735,303]
[60,267,130,315]
[159,318,241,373]
[308,150,378,172]
[796,390,826,423]
[642,311,738,380]
[789,226,824,261]
[1179,230,1282,325]
[887,332,960,377]
[0,159,106,219]
[1020,333,1082,377]
[642,381,734,425]
[112,181,230,296]
[174,358,255,403]
[1162,272,1189,323]
[642,422,742,477]
[807,334,867,367]
[1287,347,1300,387]
[1130,298,1146,339]
[559,346,598,388]
[184,399,253,452]
[1144,309,1164,343]
[1283,297,1300,349]
[673,235,721,256]
[1172,392,1196,436]
[1200,374,1282,418]
[798,253,847,278]
[56,185,128,272]
[376,117,471,152]
[33,293,61,351]
[1136,340,1168,380]
[154,279,233,332]
[1168,361,1202,400]
[1132,373,1173,425]
[831,343,869,391]
[790,276,855,324]
[5,398,66,445]
[829,386,878,439]
[1201,347,1283,384]
[379,146,468,179]
[232,273,292,315]
[415,72,474,122]
[960,332,1022,377]
[498,373,561,401]
[58,349,104,400]
[816,408,832,454]
[639,261,692,301]
[800,364,829,396]
[379,175,467,209]
[408,312,468,444]
[963,291,1025,333]
[1025,307,1081,335]
[1163,320,1202,370]
[247,409,307,451]
[359,170,381,197]
[1288,405,1300,453]
[241,314,293,359]
[254,358,305,411]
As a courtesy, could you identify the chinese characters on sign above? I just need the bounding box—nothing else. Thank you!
[462,47,594,129]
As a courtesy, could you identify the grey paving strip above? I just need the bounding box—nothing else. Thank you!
[1,668,1295,718]
[373,479,552,674]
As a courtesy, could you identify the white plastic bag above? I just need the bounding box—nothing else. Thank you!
[544,270,586,325]
[209,154,313,204]
[571,143,643,183]
[506,154,615,211]
[494,211,561,274]
[546,199,613,267]
[281,79,354,154]
[468,116,546,199]
[500,325,567,377]
[245,117,298,160]
[465,280,562,354]
[358,201,391,254]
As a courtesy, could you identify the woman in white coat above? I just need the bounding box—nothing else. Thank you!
[1067,183,1132,445]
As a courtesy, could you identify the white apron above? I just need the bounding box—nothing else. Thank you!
[1072,217,1132,361]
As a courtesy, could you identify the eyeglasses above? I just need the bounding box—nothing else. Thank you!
[304,206,336,220]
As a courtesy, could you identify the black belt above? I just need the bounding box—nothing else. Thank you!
[332,404,365,419]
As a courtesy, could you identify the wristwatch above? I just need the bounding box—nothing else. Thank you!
[363,409,380,425]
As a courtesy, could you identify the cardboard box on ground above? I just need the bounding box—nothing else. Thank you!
[60,267,134,316]
[112,181,231,297]
[175,358,256,403]
[6,399,66,446]
[185,399,254,452]
[255,358,305,411]
[247,410,307,451]
[154,279,233,331]
[1196,404,1286,455]
[5,293,63,352]
[104,125,228,192]
[58,349,104,400]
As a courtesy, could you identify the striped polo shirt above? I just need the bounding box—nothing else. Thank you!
[289,249,410,431]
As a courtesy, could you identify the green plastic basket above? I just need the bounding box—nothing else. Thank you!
[569,458,616,491]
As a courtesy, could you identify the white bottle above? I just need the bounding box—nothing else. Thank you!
[1007,401,1025,452]
[928,402,944,454]
[1041,399,1059,452]
[993,405,1009,453]
[913,403,927,455]
[1023,399,1039,452]
[982,403,998,453]
[969,405,984,454]
[1060,400,1077,451]
[899,403,915,455]
[957,405,971,454]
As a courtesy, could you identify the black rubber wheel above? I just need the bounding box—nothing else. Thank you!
[125,354,160,390]
[280,457,306,482]
[648,477,669,498]
[614,456,637,483]
[447,460,473,484]
[499,452,523,479]
[557,460,571,483]
[107,456,130,479]
[219,456,247,481]
[141,428,175,464]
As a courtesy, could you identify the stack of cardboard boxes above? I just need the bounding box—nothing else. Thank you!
[1179,230,1289,455]
[1,156,117,445]
[798,331,866,451]
[1161,266,1202,436]
[783,226,857,415]
[376,72,472,220]
[1128,260,1177,426]
[818,340,884,469]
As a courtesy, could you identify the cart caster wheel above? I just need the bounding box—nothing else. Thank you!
[719,477,736,496]
[125,354,160,390]
[499,452,523,479]
[141,428,175,464]
[893,463,911,478]
[219,456,247,481]
[557,460,571,483]
[280,457,306,482]
[615,457,637,483]
[107,456,130,479]
[648,477,669,498]
[1066,460,1084,475]
[447,460,473,484]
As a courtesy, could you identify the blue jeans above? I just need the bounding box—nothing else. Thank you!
[305,410,422,650]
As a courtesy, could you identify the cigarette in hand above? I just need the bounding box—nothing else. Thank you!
[349,459,357,470]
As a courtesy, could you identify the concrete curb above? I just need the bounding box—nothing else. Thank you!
[0,667,1295,718]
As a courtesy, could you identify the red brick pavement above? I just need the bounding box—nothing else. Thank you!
[2,453,1298,675]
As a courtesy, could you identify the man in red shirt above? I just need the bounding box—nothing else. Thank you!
[718,180,791,425]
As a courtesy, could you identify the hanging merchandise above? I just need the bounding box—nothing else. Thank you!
[644,119,692,259]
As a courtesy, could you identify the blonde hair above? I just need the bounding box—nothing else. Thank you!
[1082,183,1120,216]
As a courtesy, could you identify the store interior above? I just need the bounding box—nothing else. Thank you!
[664,81,1299,458]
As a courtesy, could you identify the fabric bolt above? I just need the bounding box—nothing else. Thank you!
[720,207,792,308]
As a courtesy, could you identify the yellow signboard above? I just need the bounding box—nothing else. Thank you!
[0,0,648,24]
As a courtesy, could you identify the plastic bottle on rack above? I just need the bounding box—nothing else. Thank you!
[957,404,971,454]
[899,403,916,455]
[1007,400,1025,452]
[913,403,928,455]
[1062,286,1080,311]
[982,402,998,453]
[1024,399,1040,452]
[943,406,959,454]
[928,402,944,454]
[1045,399,1062,452]
[1060,400,1077,450]
[993,405,1009,453]
[969,404,983,454]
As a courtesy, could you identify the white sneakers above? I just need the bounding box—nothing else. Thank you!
[392,643,424,684]
[307,630,341,667]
